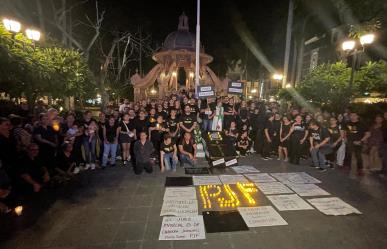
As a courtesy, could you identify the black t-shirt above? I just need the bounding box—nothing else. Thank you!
[55,151,74,172]
[16,154,45,183]
[120,120,135,133]
[167,117,179,134]
[160,141,175,154]
[180,114,197,130]
[33,125,57,144]
[344,121,367,142]
[309,127,329,144]
[238,137,250,147]
[189,104,199,115]
[98,120,106,139]
[150,122,167,141]
[264,120,275,136]
[179,138,195,154]
[105,123,118,142]
[147,115,157,127]
[328,125,341,143]
[223,103,234,117]
[156,111,168,120]
[134,118,148,136]
[239,107,249,120]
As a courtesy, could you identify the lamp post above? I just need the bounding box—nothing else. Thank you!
[341,33,375,94]
[3,18,41,42]
[194,0,201,97]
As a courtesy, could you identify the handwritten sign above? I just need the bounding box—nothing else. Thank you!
[219,175,249,184]
[267,194,314,211]
[244,173,277,183]
[212,158,225,166]
[270,172,321,184]
[237,206,288,227]
[287,184,330,197]
[193,176,222,186]
[159,216,206,240]
[307,197,361,216]
[231,166,260,174]
[160,199,198,217]
[255,182,293,195]
[163,187,197,200]
[225,158,238,167]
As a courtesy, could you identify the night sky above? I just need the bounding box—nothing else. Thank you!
[0,0,344,78]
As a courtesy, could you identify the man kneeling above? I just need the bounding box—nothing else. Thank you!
[133,132,154,175]
[178,132,197,167]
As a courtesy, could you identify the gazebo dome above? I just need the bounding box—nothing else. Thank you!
[161,12,199,52]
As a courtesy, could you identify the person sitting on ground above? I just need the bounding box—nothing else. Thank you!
[133,132,154,175]
[54,142,76,180]
[15,143,50,194]
[178,132,197,167]
[309,120,331,172]
[225,120,239,145]
[160,134,178,172]
[236,130,251,156]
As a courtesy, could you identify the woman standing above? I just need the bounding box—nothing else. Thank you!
[327,116,345,167]
[289,115,308,165]
[118,113,136,165]
[279,116,292,161]
[211,99,224,131]
[160,134,178,172]
[102,116,119,168]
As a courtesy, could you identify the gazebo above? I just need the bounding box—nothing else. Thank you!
[130,13,228,100]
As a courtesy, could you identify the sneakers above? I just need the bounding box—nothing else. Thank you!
[116,156,122,160]
[262,157,270,161]
[318,167,327,172]
[73,167,80,174]
[90,163,96,170]
[123,160,128,166]
[84,164,91,170]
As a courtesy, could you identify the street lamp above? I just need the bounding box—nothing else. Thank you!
[251,88,257,94]
[341,33,375,96]
[25,29,41,41]
[3,18,21,33]
[272,73,284,81]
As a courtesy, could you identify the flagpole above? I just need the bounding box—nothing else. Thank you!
[195,0,201,97]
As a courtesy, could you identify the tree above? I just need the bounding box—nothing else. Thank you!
[354,60,387,96]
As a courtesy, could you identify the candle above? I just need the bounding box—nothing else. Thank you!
[14,205,23,216]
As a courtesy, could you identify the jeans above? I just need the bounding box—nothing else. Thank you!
[382,143,387,173]
[336,142,346,166]
[164,153,178,171]
[202,119,213,132]
[310,147,327,168]
[83,136,97,164]
[102,143,118,166]
[179,154,195,167]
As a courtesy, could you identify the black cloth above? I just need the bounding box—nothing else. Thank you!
[344,121,368,142]
[179,138,195,154]
[160,141,175,154]
[180,114,197,131]
[105,123,118,143]
[133,140,154,163]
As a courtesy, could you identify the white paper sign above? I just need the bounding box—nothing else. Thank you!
[238,206,288,227]
[163,187,197,200]
[287,184,330,197]
[193,176,222,186]
[225,158,238,167]
[245,173,277,183]
[231,166,260,174]
[212,158,225,166]
[307,197,361,216]
[160,199,198,217]
[159,216,206,240]
[267,194,314,211]
[270,172,321,184]
[219,174,249,184]
[255,182,293,195]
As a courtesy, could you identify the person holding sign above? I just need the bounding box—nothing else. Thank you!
[178,132,197,167]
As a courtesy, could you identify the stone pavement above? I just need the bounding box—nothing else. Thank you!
[2,155,387,249]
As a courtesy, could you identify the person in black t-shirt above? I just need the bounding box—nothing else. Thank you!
[16,143,50,194]
[54,142,76,179]
[167,109,180,140]
[200,98,215,132]
[149,115,169,151]
[178,132,197,167]
[326,116,345,167]
[134,110,148,138]
[309,120,331,171]
[102,116,119,168]
[279,116,292,161]
[225,120,239,146]
[343,112,370,174]
[262,114,275,160]
[117,113,136,165]
[133,132,154,175]
[289,115,309,165]
[179,105,197,134]
[236,131,252,156]
[160,134,178,172]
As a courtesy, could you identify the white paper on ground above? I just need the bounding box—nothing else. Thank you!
[244,173,277,183]
[225,158,238,167]
[160,198,198,217]
[270,172,322,184]
[286,183,330,197]
[159,216,206,240]
[237,206,288,227]
[255,182,294,195]
[163,187,197,200]
[231,165,260,174]
[307,197,361,216]
[219,174,249,184]
[193,175,222,186]
[212,158,225,166]
[267,194,314,211]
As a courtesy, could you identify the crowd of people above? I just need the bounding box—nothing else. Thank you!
[0,89,387,214]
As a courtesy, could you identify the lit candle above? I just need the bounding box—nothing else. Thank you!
[14,206,23,216]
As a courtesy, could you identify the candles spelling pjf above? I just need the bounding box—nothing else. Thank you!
[236,182,258,204]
